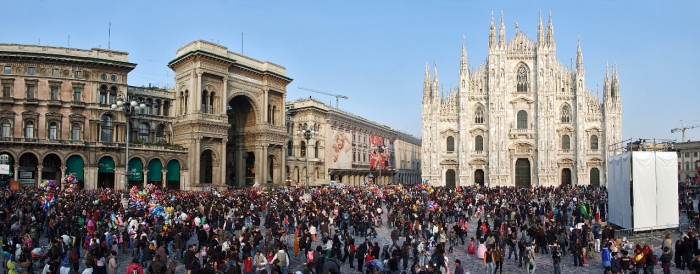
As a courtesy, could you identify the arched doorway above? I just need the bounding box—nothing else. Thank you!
[41,154,62,182]
[0,152,15,187]
[147,159,163,187]
[474,169,484,187]
[226,95,258,187]
[18,153,38,186]
[561,168,572,186]
[590,168,600,187]
[166,160,181,189]
[98,156,115,189]
[445,169,456,187]
[65,155,84,189]
[200,150,213,185]
[128,158,143,188]
[515,158,531,187]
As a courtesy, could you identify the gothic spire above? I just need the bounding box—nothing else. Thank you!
[424,62,431,98]
[546,11,554,45]
[612,62,620,98]
[576,36,583,71]
[603,61,611,99]
[499,11,506,46]
[433,61,439,93]
[460,36,468,76]
[537,11,544,44]
[489,11,496,48]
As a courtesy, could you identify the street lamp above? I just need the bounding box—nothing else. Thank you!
[297,124,317,189]
[111,93,144,190]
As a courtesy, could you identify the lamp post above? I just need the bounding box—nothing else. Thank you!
[111,93,145,190]
[297,124,317,189]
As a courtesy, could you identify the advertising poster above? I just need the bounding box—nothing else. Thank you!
[327,128,352,169]
[370,135,392,172]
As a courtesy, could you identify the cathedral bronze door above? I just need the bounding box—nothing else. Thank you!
[561,168,572,186]
[515,158,531,187]
[445,169,456,187]
[474,169,484,187]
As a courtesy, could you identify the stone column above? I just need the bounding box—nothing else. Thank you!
[258,145,268,185]
[37,165,43,186]
[13,166,18,181]
[60,167,66,190]
[143,170,148,186]
[193,137,200,187]
[161,170,167,188]
[220,139,227,187]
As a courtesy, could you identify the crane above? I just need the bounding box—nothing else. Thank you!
[298,87,348,109]
[671,120,700,142]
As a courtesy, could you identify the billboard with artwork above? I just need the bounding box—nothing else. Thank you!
[370,135,392,172]
[327,128,353,169]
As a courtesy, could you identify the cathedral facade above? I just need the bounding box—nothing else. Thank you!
[421,13,622,187]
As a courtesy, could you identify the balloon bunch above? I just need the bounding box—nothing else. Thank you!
[38,180,58,192]
[41,193,56,211]
[61,173,78,189]
[416,183,434,195]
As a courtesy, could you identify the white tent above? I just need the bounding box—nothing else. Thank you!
[607,151,678,231]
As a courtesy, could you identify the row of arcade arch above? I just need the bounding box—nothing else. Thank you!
[0,151,181,189]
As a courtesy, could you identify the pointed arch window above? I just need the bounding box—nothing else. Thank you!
[517,110,528,129]
[562,134,571,150]
[516,66,529,92]
[474,105,484,124]
[561,104,572,123]
[475,135,484,151]
[590,135,599,150]
[446,136,455,152]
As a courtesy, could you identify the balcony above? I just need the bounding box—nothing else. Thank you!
[71,100,85,108]
[473,150,486,155]
[47,99,62,107]
[24,98,38,105]
[0,97,14,105]
[509,128,536,139]
[559,149,573,154]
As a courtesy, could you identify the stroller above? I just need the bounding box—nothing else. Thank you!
[30,244,50,271]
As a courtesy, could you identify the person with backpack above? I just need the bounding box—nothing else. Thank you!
[601,242,612,268]
[270,248,289,274]
[550,241,562,274]
[633,247,646,274]
[125,259,143,274]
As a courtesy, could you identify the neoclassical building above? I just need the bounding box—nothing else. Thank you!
[285,98,421,186]
[421,13,623,187]
[168,40,292,189]
[0,43,186,190]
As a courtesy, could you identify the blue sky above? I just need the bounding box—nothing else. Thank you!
[2,1,698,142]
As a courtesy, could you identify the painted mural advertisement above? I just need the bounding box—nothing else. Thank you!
[370,135,393,172]
[327,128,352,169]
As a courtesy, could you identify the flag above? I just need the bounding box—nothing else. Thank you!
[581,201,588,218]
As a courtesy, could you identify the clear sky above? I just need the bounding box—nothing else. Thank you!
[1,1,698,142]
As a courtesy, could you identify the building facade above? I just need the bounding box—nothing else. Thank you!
[286,98,421,187]
[168,40,292,189]
[0,43,186,190]
[421,13,623,187]
[676,141,700,183]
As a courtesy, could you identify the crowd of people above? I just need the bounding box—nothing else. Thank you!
[0,183,697,274]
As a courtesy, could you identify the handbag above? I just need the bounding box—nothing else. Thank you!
[19,261,30,268]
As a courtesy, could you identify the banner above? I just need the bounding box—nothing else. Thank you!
[327,128,352,169]
[370,135,392,171]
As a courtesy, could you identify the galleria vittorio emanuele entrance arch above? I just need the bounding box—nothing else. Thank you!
[169,40,292,190]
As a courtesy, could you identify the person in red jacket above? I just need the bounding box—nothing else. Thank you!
[125,258,143,274]
[242,255,253,274]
